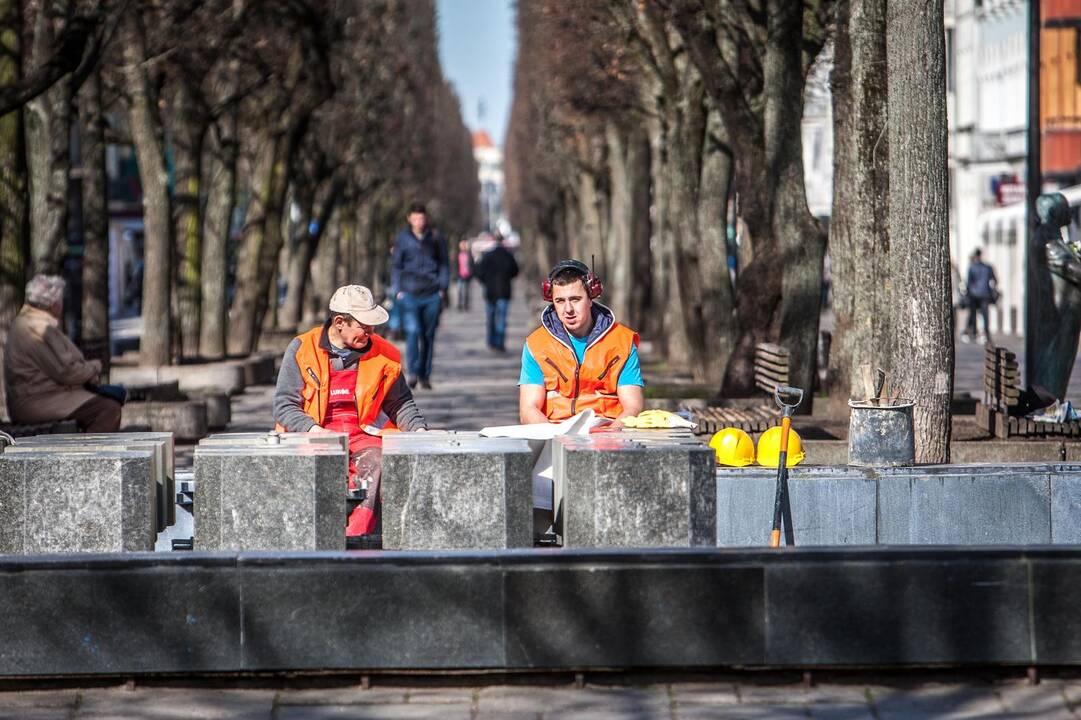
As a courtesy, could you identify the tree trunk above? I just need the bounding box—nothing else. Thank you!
[169,79,205,358]
[26,0,70,275]
[829,0,891,417]
[0,0,27,422]
[78,65,108,373]
[229,126,297,355]
[200,114,237,360]
[647,114,671,345]
[282,179,341,331]
[627,124,653,334]
[605,122,634,324]
[122,10,172,366]
[886,0,952,462]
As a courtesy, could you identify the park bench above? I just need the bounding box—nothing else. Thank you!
[686,343,788,436]
[975,345,1081,438]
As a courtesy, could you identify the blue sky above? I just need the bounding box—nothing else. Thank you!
[436,0,516,147]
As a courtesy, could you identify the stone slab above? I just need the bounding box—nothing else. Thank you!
[194,446,348,551]
[1031,557,1081,663]
[381,434,534,550]
[111,362,246,396]
[0,450,156,553]
[555,436,716,548]
[876,468,1052,545]
[235,353,277,386]
[238,556,505,670]
[953,441,1066,463]
[201,431,349,453]
[187,391,231,429]
[1050,464,1081,544]
[122,400,208,441]
[0,554,240,674]
[765,556,1032,665]
[715,467,876,546]
[504,563,764,667]
[11,432,176,529]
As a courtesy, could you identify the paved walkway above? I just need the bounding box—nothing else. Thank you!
[0,676,1077,718]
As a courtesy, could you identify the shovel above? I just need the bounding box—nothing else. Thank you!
[769,384,805,548]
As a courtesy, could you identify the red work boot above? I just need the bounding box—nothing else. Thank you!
[346,506,377,537]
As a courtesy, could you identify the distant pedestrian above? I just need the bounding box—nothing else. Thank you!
[456,240,473,311]
[475,233,519,352]
[391,202,449,389]
[962,248,999,344]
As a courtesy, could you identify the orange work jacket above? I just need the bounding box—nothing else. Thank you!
[278,326,402,435]
[525,322,639,421]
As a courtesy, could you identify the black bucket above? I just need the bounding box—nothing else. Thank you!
[848,399,916,466]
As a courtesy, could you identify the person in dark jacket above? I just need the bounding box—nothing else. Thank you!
[474,233,519,352]
[963,248,998,344]
[390,202,449,389]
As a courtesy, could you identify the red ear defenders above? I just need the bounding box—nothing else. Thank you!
[541,259,603,302]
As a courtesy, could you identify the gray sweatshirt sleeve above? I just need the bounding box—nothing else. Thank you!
[272,339,318,432]
[382,374,428,431]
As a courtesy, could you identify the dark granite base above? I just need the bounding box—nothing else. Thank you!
[0,547,1077,675]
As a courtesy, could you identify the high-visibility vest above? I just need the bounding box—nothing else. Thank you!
[525,322,639,421]
[278,327,401,435]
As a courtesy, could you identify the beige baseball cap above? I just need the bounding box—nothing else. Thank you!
[328,285,390,326]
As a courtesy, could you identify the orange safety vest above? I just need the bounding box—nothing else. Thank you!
[525,322,639,421]
[276,326,402,435]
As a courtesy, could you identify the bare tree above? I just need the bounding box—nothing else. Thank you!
[886,0,952,462]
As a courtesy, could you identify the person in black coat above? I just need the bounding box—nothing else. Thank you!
[474,233,519,352]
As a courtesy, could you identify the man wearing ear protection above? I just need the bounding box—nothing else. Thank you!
[519,260,644,426]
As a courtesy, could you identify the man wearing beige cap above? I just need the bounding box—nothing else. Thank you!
[273,284,428,537]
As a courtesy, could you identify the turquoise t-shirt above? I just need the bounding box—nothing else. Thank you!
[518,337,644,387]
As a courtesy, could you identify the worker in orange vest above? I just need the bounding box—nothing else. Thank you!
[519,260,644,426]
[273,285,428,537]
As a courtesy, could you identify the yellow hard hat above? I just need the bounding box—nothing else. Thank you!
[709,427,756,466]
[756,425,806,468]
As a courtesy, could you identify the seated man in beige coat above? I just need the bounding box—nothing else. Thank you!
[4,274,120,432]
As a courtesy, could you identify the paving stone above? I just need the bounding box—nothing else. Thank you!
[0,709,71,720]
[869,684,1006,719]
[277,705,472,719]
[275,688,408,706]
[193,445,348,551]
[996,680,1075,718]
[403,688,476,704]
[675,705,809,719]
[555,436,716,548]
[0,450,156,553]
[669,683,739,705]
[736,684,868,706]
[0,691,78,709]
[805,705,875,720]
[381,433,534,549]
[477,686,668,716]
[76,687,275,719]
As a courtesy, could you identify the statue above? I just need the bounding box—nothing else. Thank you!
[1030,192,1081,401]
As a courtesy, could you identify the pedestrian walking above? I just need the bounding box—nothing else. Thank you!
[962,248,998,344]
[474,233,519,352]
[390,202,449,389]
[456,240,473,311]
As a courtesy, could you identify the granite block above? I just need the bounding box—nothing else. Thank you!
[0,555,240,674]
[111,362,246,396]
[765,557,1032,665]
[556,436,716,548]
[876,469,1052,544]
[504,563,765,667]
[1050,466,1081,544]
[1031,557,1081,663]
[714,467,876,546]
[11,432,175,529]
[121,400,208,441]
[200,431,349,453]
[238,557,504,670]
[187,391,231,429]
[0,451,156,553]
[381,434,534,550]
[194,446,348,551]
